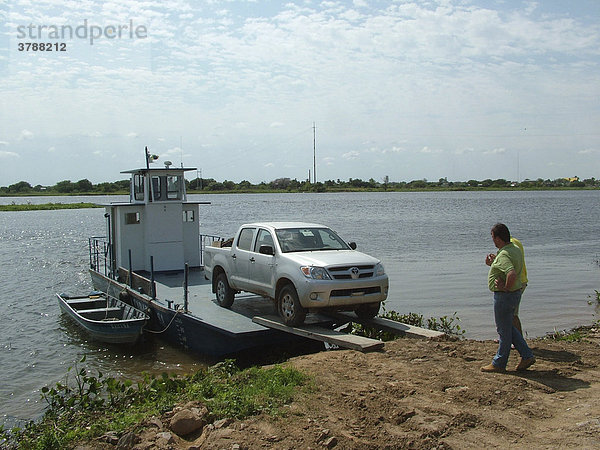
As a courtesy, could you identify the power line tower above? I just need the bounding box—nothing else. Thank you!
[313,122,317,184]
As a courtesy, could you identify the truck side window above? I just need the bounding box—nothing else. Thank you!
[254,229,274,252]
[237,228,255,251]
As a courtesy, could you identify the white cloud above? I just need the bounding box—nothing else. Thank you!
[484,148,507,155]
[0,151,19,158]
[342,151,360,160]
[19,130,34,140]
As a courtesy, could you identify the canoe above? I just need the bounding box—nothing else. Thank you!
[57,292,148,344]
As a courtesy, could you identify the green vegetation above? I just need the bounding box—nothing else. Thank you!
[347,309,466,341]
[0,357,310,449]
[2,176,598,196]
[0,202,101,211]
[543,325,596,342]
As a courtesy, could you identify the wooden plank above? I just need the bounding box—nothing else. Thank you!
[324,312,445,339]
[253,315,384,352]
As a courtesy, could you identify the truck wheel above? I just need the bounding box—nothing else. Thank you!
[215,272,234,308]
[354,302,380,320]
[277,284,306,327]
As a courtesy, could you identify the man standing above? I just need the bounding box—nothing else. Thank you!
[510,237,527,335]
[487,237,528,335]
[482,223,535,373]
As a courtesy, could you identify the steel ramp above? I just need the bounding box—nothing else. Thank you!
[252,315,384,352]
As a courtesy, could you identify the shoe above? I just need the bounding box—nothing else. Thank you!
[481,363,505,373]
[516,357,536,371]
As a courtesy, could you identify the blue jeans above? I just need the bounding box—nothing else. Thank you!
[492,291,534,368]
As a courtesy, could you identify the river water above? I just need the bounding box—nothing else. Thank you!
[1,190,598,424]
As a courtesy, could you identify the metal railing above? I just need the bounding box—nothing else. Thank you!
[89,236,113,278]
[200,234,223,266]
[89,234,223,275]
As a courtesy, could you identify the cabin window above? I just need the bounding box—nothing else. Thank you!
[167,175,181,200]
[125,212,140,224]
[151,176,161,202]
[134,174,144,201]
[183,210,194,222]
[254,229,274,252]
[237,228,255,251]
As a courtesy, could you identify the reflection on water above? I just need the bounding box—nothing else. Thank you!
[0,190,598,422]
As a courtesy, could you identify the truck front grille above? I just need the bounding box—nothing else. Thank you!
[328,265,375,280]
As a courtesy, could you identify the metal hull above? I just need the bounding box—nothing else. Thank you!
[89,269,307,356]
[57,293,147,344]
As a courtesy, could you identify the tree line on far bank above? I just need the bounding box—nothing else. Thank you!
[1,176,597,195]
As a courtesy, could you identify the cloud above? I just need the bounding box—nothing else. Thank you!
[19,130,34,140]
[48,146,56,152]
[420,146,442,154]
[342,150,360,160]
[578,148,598,154]
[0,151,19,158]
[484,148,507,155]
[126,132,139,138]
[0,141,9,146]
[269,122,284,128]
[264,162,274,167]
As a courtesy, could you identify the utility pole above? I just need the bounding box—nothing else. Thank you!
[313,122,317,184]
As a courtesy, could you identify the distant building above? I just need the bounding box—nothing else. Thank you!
[563,176,579,182]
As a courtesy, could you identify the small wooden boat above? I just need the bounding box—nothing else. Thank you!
[57,292,148,344]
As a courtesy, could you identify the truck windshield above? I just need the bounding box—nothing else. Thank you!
[275,228,350,253]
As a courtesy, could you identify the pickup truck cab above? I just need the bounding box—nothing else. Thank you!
[204,222,389,326]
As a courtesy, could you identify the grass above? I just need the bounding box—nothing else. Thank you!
[0,202,102,211]
[0,358,310,449]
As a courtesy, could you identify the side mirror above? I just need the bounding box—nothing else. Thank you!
[349,242,357,250]
[259,245,275,256]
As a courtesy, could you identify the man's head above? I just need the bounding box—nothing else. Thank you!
[491,223,510,248]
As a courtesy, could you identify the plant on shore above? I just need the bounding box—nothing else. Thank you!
[587,290,600,306]
[347,308,465,341]
[0,357,309,449]
[0,202,101,212]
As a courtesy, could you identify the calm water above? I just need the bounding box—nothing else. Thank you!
[1,190,599,424]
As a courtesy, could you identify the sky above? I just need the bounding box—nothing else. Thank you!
[1,0,599,186]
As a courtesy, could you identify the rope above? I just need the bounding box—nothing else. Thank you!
[143,309,182,334]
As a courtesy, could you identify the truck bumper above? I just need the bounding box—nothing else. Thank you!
[296,276,389,309]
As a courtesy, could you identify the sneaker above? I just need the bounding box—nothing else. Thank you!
[516,357,536,371]
[481,363,506,373]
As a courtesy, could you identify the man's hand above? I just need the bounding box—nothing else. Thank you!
[495,269,516,291]
[485,253,496,266]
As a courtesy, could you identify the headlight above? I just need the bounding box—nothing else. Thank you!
[375,262,385,277]
[301,266,332,280]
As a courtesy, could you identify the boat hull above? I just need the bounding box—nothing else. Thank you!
[89,269,311,356]
[57,293,148,344]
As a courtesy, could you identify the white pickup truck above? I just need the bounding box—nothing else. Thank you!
[203,222,389,326]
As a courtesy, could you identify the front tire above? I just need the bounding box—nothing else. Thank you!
[354,302,380,320]
[277,284,306,326]
[215,272,234,308]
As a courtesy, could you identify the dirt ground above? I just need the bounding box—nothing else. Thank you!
[96,329,600,449]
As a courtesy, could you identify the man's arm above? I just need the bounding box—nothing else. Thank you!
[495,269,517,291]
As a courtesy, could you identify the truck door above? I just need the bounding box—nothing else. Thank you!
[247,228,277,297]
[229,227,255,291]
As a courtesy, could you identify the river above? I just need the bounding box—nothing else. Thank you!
[0,190,598,424]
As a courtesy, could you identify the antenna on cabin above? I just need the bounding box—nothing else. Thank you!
[145,146,159,170]
[164,161,173,168]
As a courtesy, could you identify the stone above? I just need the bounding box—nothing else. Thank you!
[170,408,206,436]
[116,431,140,449]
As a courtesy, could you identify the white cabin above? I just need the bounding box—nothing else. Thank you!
[104,163,206,273]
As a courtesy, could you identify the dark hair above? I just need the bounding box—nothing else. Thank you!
[491,223,510,243]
